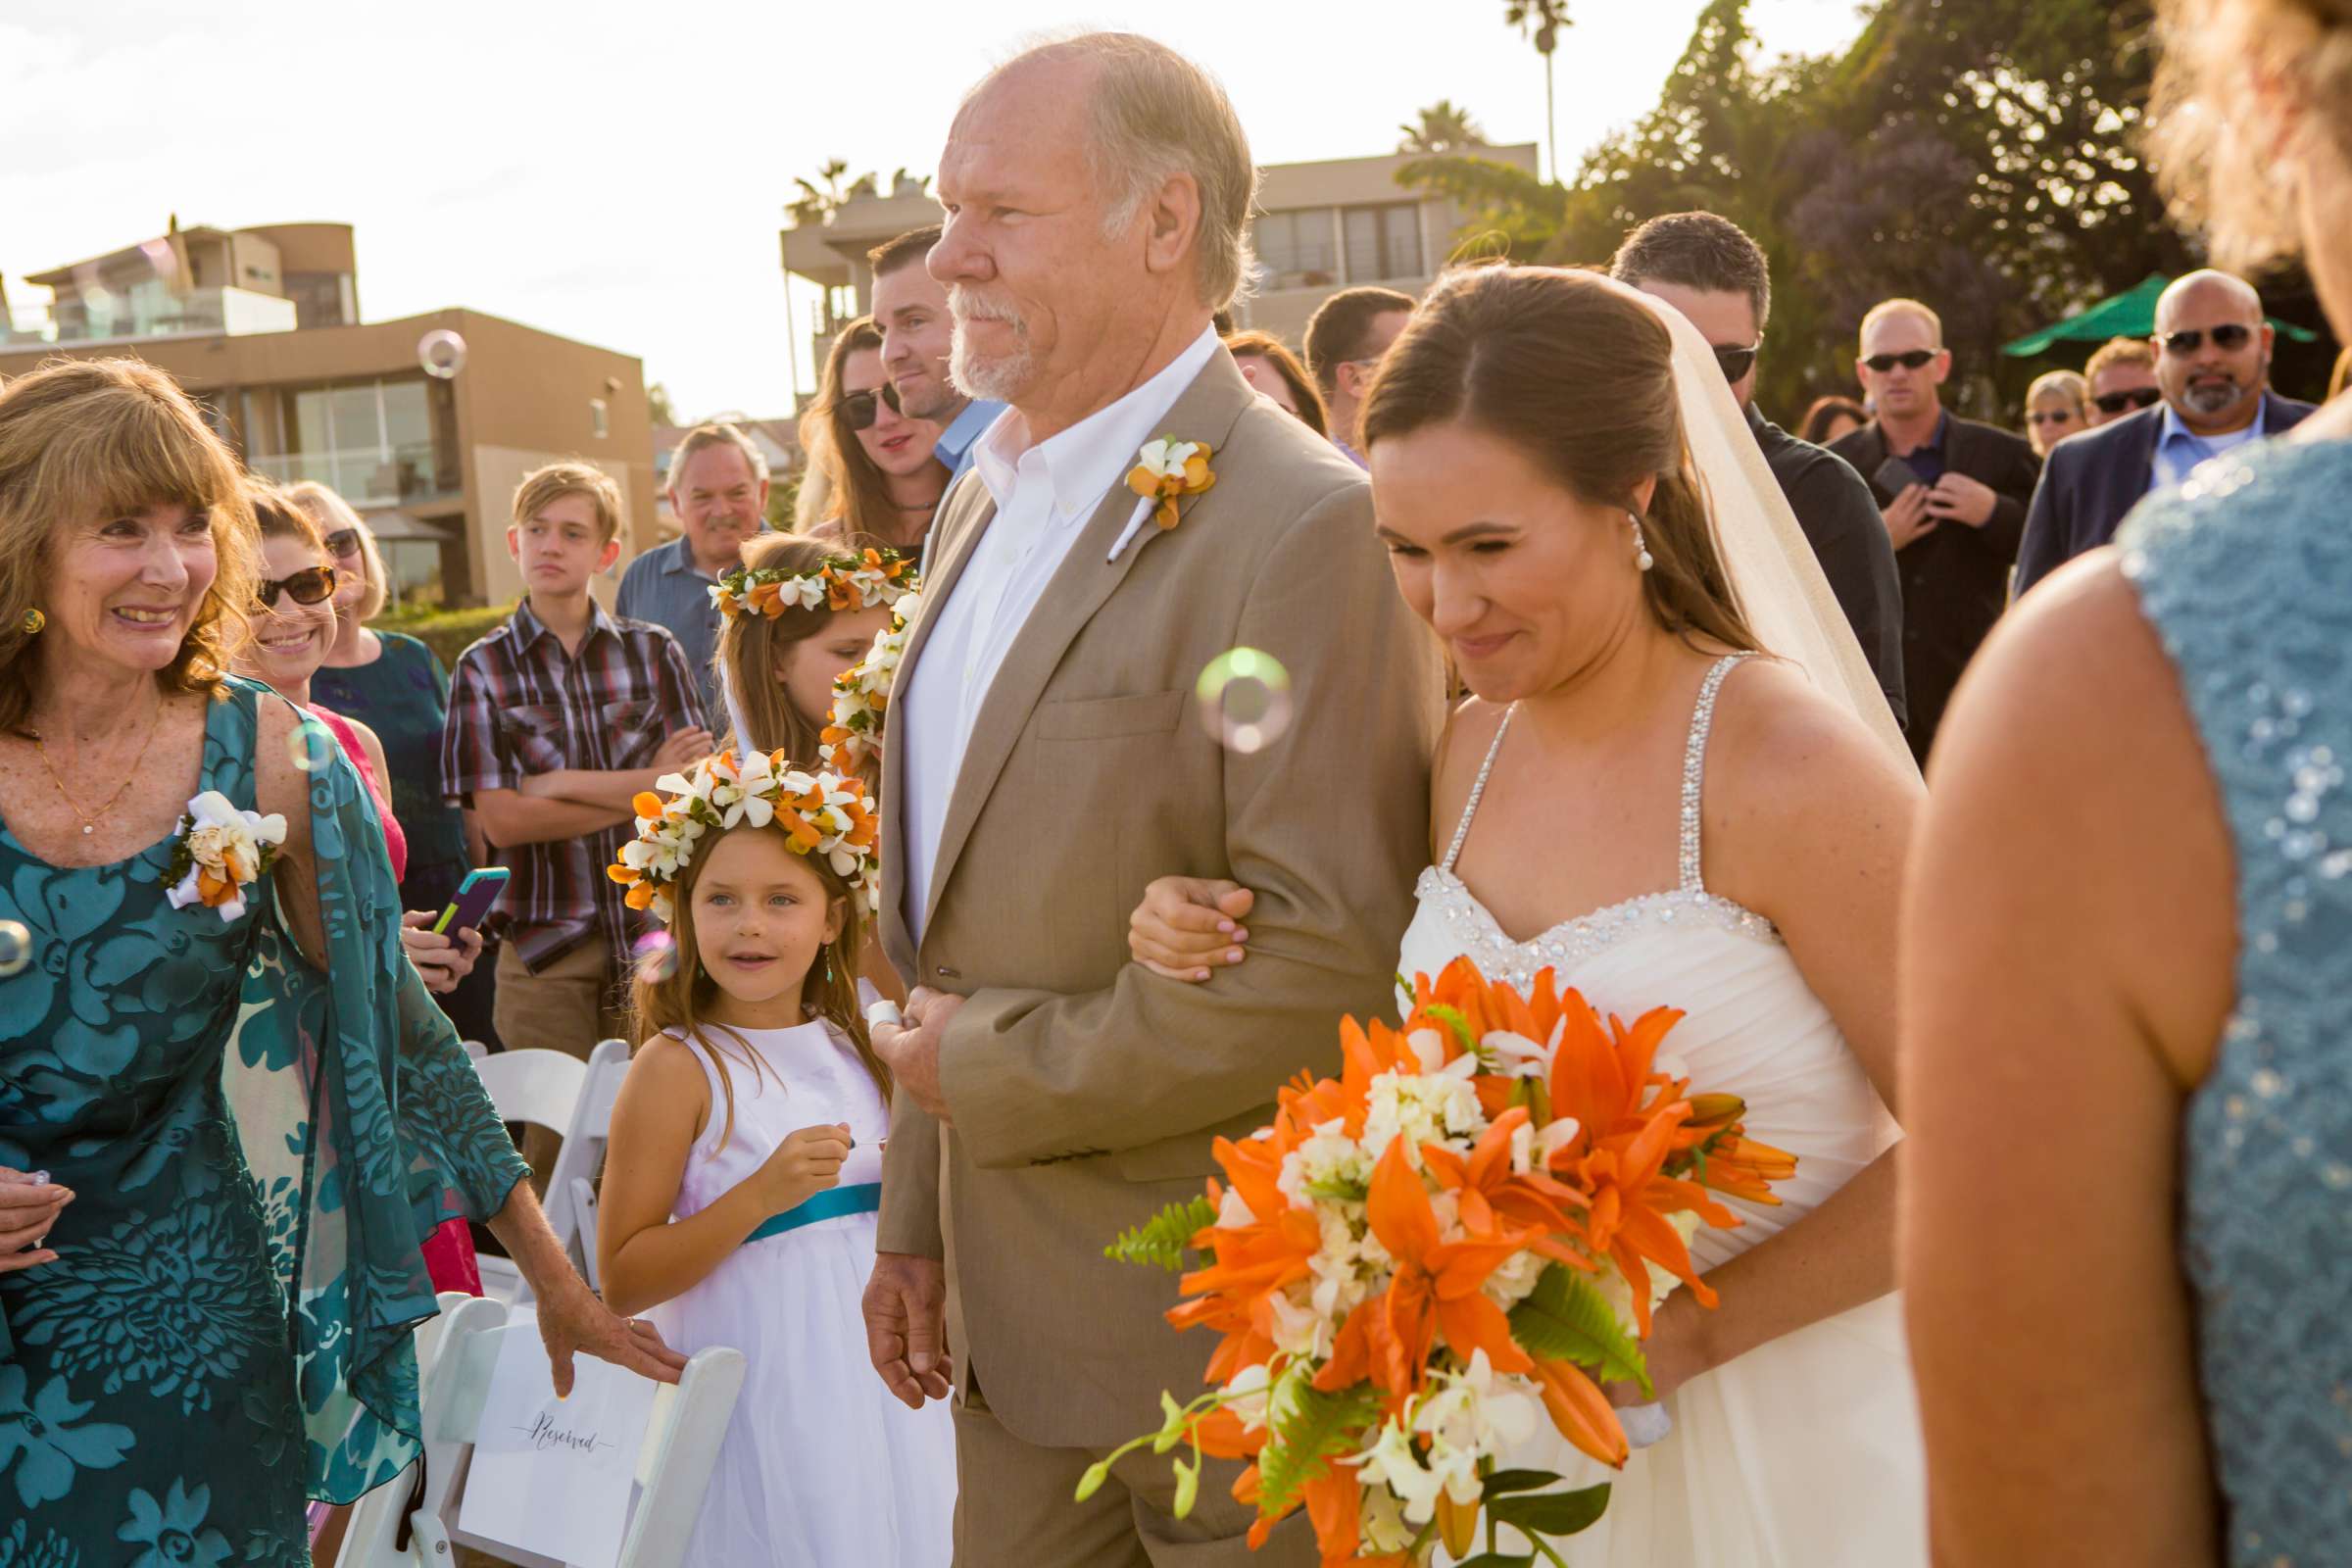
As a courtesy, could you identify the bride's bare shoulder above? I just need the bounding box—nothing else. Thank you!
[1705,656,1923,845]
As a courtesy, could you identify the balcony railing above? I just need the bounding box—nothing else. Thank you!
[2,285,298,348]
[248,442,450,510]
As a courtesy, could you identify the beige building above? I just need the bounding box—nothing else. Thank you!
[778,146,1541,372]
[3,221,655,610]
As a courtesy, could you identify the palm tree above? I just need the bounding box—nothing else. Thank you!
[1396,99,1490,155]
[1504,0,1573,179]
[788,158,854,223]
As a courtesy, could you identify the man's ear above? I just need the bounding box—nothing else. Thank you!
[1140,171,1204,287]
[597,537,624,575]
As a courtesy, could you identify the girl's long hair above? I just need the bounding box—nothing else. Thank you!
[628,821,891,1152]
[712,532,885,797]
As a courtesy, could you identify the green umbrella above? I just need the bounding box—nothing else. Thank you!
[2003,272,2321,357]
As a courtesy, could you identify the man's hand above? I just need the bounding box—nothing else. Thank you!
[1882,484,1937,550]
[534,1276,689,1396]
[862,1251,954,1410]
[872,987,963,1121]
[1925,471,1997,528]
[652,727,718,771]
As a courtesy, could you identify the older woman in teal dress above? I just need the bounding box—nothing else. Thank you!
[0,359,684,1567]
[1899,0,2352,1562]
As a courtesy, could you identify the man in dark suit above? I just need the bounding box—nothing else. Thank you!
[2015,270,2318,597]
[1609,213,1907,729]
[1830,298,2041,763]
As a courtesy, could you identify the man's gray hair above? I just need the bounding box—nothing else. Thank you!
[980,33,1260,311]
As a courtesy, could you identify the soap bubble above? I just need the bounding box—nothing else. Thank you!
[418,329,468,379]
[633,931,679,985]
[1195,647,1294,755]
[288,718,339,773]
[0,920,29,979]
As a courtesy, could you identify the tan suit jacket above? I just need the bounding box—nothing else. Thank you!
[876,348,1443,1449]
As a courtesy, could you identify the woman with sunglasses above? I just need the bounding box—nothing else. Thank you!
[2022,369,2089,456]
[799,317,947,554]
[295,482,498,1045]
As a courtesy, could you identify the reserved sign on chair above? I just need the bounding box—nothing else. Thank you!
[459,1326,660,1568]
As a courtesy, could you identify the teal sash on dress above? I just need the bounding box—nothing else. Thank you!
[745,1182,882,1243]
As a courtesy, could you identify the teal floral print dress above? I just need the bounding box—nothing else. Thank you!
[0,678,527,1566]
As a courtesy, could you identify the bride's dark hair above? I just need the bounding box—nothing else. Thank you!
[1359,264,1761,656]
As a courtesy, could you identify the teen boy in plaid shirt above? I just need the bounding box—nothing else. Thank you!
[443,462,713,1175]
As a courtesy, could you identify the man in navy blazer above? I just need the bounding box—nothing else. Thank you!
[2016,270,2318,597]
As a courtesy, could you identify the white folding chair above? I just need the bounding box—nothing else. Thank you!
[468,1049,589,1305]
[338,1295,745,1568]
[336,1292,476,1568]
[544,1038,631,1292]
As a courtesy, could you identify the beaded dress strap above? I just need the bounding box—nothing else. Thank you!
[1440,704,1518,874]
[1679,655,1752,894]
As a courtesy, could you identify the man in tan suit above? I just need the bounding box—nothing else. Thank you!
[860,33,1443,1566]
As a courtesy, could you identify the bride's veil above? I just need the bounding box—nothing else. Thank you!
[1603,275,1918,777]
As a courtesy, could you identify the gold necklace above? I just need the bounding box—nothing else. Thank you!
[31,694,166,838]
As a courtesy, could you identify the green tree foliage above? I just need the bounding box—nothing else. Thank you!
[1411,0,2252,420]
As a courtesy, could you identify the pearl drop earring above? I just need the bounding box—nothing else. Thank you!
[1629,513,1655,572]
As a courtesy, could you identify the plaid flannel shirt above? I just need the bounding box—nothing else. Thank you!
[441,598,703,975]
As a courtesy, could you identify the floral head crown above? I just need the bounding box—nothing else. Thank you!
[709,548,918,621]
[820,589,921,771]
[608,750,881,922]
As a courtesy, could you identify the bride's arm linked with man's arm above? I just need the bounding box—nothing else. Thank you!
[884,481,1446,1171]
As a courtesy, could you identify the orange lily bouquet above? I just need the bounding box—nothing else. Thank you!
[1093,956,1795,1565]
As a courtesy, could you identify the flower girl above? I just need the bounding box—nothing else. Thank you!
[597,751,955,1565]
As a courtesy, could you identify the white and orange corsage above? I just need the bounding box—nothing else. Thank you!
[1106,437,1216,563]
[164,790,288,922]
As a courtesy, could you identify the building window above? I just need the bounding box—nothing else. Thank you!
[590,398,610,439]
[245,375,448,508]
[1252,209,1338,288]
[1343,204,1424,283]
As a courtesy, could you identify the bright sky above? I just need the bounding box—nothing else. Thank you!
[1,0,1867,420]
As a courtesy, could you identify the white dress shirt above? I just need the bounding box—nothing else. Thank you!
[898,323,1221,945]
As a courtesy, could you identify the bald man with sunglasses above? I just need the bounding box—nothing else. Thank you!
[2015,270,2317,599]
[1829,298,2042,763]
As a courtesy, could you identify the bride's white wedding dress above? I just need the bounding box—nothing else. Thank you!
[1401,655,1928,1567]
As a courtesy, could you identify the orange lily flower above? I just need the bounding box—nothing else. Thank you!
[1529,1355,1629,1468]
[1416,1105,1595,1270]
[1315,1142,1536,1400]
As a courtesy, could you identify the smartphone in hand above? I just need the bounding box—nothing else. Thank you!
[1873,455,1928,498]
[434,866,511,935]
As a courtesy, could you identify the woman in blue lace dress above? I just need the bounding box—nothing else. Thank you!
[1899,0,2352,1562]
[0,360,685,1567]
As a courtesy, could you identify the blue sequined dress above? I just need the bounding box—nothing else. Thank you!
[0,678,526,1568]
[2121,438,2352,1566]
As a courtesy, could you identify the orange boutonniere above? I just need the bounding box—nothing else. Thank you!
[1108,437,1217,564]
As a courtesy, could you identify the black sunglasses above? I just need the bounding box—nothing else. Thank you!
[1712,341,1761,383]
[832,383,903,431]
[323,526,363,559]
[259,564,337,609]
[2156,323,2255,356]
[1863,349,1939,373]
[2093,386,2165,416]
[2027,409,2081,426]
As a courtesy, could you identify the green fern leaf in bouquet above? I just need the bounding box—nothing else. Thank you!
[1103,1195,1219,1272]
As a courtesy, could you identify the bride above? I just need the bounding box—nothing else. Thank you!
[1129,265,1927,1565]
